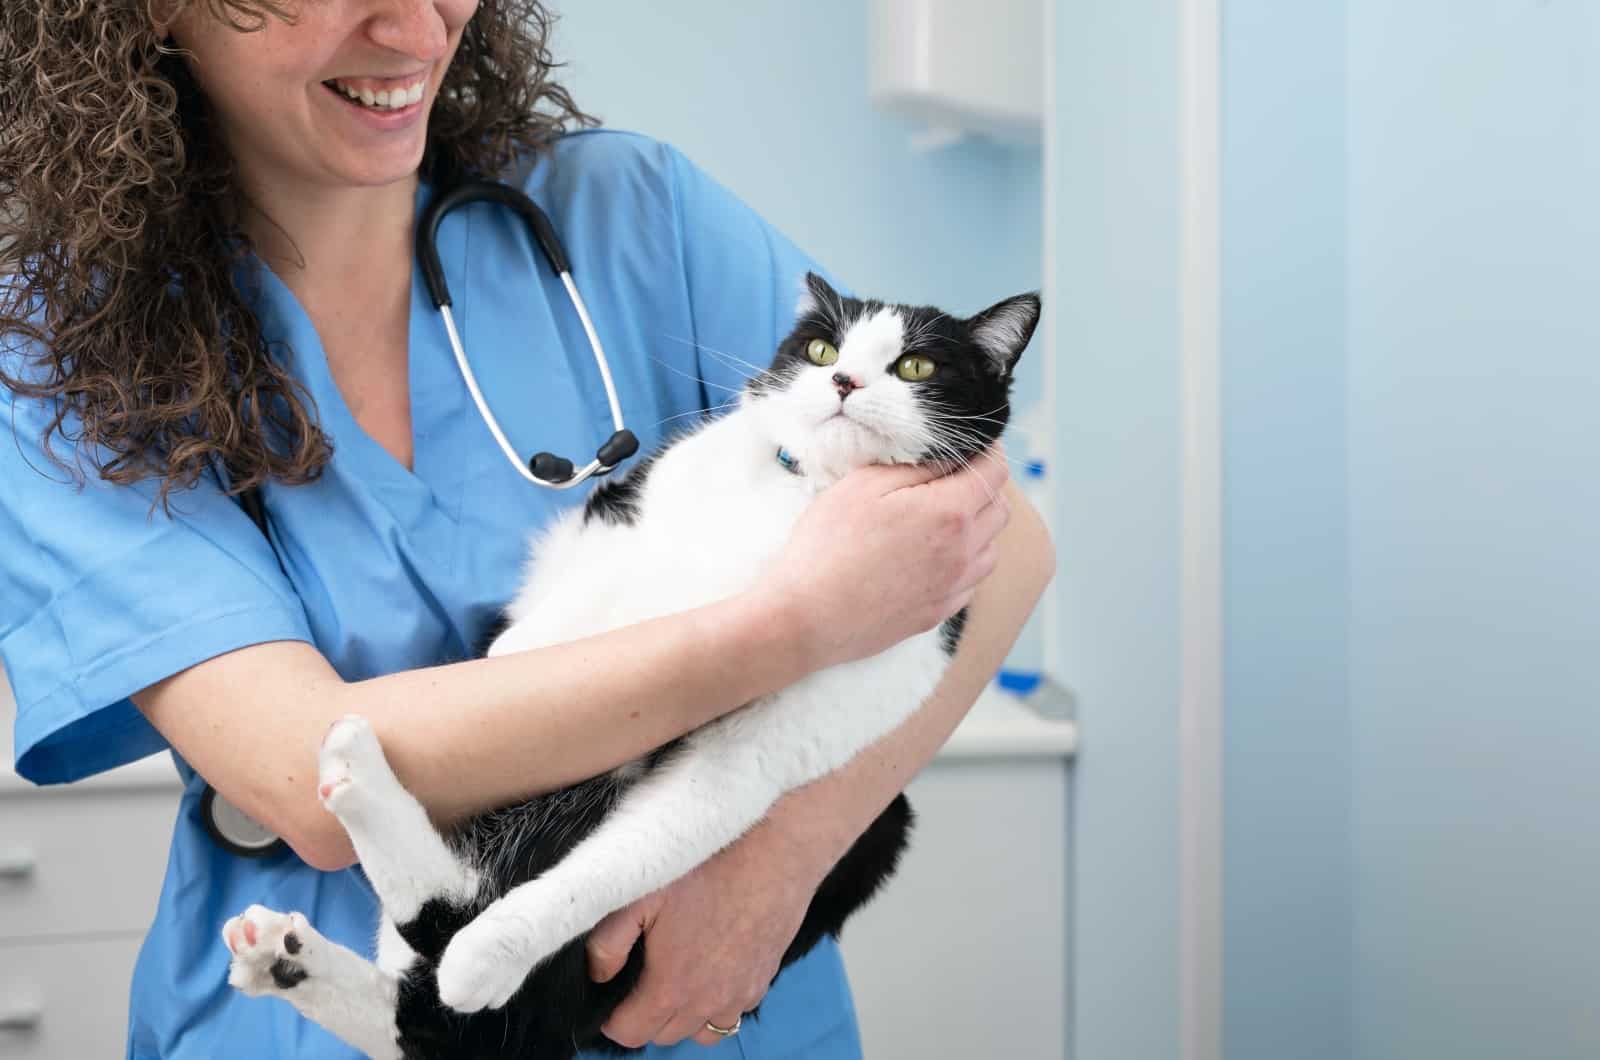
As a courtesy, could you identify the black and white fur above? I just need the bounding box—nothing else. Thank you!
[222,274,1040,1059]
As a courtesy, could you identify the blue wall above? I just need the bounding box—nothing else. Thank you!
[1347,3,1600,1056]
[1221,2,1352,1058]
[1052,1,1183,1057]
[1220,3,1600,1058]
[549,2,1042,353]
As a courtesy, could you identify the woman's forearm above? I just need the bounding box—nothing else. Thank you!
[352,590,816,823]
[752,482,1056,877]
[136,587,816,869]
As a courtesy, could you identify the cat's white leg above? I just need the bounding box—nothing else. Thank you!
[374,912,417,978]
[318,714,479,921]
[434,732,776,1012]
[435,642,941,1013]
[223,904,403,1060]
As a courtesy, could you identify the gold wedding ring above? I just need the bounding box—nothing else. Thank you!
[704,1015,742,1038]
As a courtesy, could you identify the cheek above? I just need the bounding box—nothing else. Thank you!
[178,17,315,106]
[442,0,479,37]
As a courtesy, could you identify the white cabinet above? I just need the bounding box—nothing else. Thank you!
[0,936,149,1059]
[839,691,1074,1059]
[0,672,183,1059]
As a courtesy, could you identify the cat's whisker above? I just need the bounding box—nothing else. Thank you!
[914,437,1004,505]
[917,399,1012,423]
[646,354,746,395]
[662,334,780,383]
[651,398,740,431]
[915,429,1023,494]
[923,410,1011,427]
[860,408,1024,471]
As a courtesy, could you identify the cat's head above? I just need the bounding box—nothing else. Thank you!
[746,273,1040,483]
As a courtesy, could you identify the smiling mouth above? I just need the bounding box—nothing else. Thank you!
[322,76,427,112]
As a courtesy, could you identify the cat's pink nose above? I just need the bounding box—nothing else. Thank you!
[832,372,860,398]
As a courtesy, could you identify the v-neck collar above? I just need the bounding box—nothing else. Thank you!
[246,178,474,517]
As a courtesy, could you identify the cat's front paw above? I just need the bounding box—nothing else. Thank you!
[223,905,312,997]
[435,909,541,1013]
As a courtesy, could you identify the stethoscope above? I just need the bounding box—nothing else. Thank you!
[203,177,641,857]
[420,178,640,487]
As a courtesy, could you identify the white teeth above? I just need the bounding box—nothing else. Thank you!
[332,79,425,111]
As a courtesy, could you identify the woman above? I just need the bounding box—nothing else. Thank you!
[0,2,1053,1058]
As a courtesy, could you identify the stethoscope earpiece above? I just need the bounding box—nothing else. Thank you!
[419,178,637,491]
[530,452,574,483]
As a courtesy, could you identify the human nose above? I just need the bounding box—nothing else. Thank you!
[365,0,451,61]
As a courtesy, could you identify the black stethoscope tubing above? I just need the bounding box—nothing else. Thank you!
[417,179,638,487]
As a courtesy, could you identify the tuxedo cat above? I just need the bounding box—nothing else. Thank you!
[220,274,1040,1059]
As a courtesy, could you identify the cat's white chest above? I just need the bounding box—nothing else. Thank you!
[491,413,815,655]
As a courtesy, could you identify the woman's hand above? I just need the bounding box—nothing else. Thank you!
[756,443,1011,672]
[586,819,828,1049]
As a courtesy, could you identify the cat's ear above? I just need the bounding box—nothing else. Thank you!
[966,292,1041,376]
[796,271,842,324]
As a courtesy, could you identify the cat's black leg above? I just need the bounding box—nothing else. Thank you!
[318,715,481,958]
[223,904,404,1060]
[782,793,915,966]
[394,934,647,1060]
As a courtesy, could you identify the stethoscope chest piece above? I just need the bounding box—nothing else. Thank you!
[201,785,287,859]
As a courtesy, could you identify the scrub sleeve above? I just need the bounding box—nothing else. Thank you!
[0,130,864,1059]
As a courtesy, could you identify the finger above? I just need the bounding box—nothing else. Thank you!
[603,996,678,1051]
[938,586,978,623]
[945,543,999,603]
[973,492,1011,544]
[972,441,1012,495]
[656,1008,717,1048]
[931,455,1010,512]
[587,906,645,983]
[858,458,947,495]
[692,1009,746,1048]
[971,542,1000,584]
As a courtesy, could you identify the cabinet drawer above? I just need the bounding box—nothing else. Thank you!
[0,934,142,1058]
[0,792,175,941]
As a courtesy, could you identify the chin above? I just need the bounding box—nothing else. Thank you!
[801,417,901,476]
[350,160,427,189]
[330,143,429,189]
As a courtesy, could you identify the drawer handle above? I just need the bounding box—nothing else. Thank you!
[0,1003,42,1032]
[0,849,35,880]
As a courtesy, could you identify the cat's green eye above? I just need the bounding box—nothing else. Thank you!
[896,354,937,381]
[806,339,839,366]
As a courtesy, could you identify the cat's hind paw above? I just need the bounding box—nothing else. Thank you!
[223,905,313,998]
[318,714,398,814]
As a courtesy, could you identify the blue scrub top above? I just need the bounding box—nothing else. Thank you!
[0,131,862,1060]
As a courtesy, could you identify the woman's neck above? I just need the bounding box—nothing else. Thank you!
[240,172,419,305]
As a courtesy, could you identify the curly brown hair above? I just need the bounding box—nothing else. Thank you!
[0,0,594,507]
